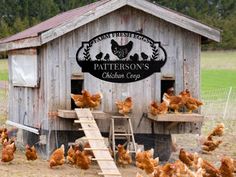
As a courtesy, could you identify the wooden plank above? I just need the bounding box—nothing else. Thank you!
[58,109,111,119]
[74,109,121,177]
[0,37,41,52]
[8,48,37,55]
[148,113,204,122]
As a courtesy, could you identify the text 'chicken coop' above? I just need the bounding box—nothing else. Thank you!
[76,31,167,83]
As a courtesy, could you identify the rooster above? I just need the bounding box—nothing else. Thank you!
[111,39,133,59]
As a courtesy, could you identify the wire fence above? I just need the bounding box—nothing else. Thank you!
[201,87,236,135]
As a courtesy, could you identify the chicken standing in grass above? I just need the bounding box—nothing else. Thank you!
[49,144,65,168]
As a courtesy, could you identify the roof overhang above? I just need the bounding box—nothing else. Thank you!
[0,0,221,52]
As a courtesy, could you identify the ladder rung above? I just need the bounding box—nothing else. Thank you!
[92,158,114,161]
[83,138,104,140]
[114,133,132,136]
[111,116,130,119]
[115,150,136,153]
[74,120,96,123]
[84,148,109,151]
[78,128,98,131]
[98,172,121,176]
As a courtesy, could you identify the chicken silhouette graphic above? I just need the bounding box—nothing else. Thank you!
[111,39,133,59]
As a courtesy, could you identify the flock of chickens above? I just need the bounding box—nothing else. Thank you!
[71,90,133,115]
[133,124,236,177]
[0,120,236,177]
[71,88,203,116]
[150,88,203,116]
[0,89,233,177]
[0,127,37,163]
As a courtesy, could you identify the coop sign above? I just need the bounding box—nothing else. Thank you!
[76,31,167,83]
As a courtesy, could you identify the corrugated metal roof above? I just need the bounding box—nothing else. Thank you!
[0,0,110,44]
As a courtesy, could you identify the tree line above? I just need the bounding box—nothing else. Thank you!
[0,0,235,50]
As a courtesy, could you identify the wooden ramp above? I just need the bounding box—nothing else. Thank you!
[74,108,121,177]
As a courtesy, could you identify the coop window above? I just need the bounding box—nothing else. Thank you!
[11,49,39,87]
[161,79,175,101]
[71,74,84,109]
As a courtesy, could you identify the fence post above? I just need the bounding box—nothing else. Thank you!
[223,87,232,119]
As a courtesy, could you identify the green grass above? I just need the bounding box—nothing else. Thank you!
[201,50,236,92]
[201,69,236,90]
[0,59,8,81]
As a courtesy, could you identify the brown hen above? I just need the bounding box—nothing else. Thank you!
[219,156,234,177]
[201,140,222,153]
[116,97,133,115]
[25,145,37,161]
[1,142,15,162]
[163,93,184,113]
[117,144,132,167]
[66,145,76,164]
[49,144,65,168]
[75,150,91,170]
[179,90,203,113]
[208,123,225,137]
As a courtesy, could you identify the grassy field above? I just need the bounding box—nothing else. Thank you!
[201,50,236,92]
[0,59,8,81]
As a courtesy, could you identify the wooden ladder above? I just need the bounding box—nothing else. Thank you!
[109,115,137,160]
[74,108,121,177]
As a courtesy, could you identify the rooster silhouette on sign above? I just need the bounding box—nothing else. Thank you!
[111,39,133,59]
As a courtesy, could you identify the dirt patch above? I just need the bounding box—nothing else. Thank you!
[0,146,142,177]
[1,123,236,177]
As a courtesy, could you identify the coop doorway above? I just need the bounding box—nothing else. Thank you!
[161,79,175,101]
[71,76,84,110]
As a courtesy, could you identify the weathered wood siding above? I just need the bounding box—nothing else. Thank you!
[8,6,201,134]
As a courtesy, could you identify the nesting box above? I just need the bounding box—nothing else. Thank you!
[0,0,220,159]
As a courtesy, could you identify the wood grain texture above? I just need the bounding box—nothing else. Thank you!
[7,6,203,134]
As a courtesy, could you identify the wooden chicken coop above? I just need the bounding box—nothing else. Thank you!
[0,0,220,160]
